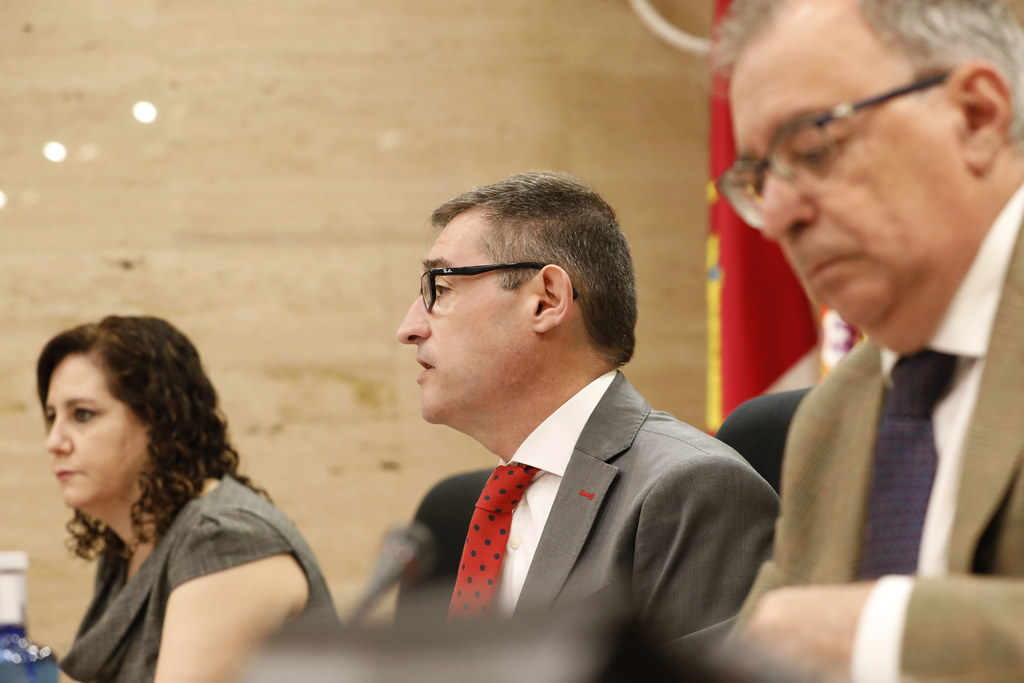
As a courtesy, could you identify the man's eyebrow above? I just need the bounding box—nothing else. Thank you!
[769,108,832,145]
[422,257,451,271]
[731,109,831,164]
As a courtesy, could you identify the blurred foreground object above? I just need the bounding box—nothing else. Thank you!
[347,522,437,624]
[244,606,696,679]
[0,552,58,683]
[238,602,788,683]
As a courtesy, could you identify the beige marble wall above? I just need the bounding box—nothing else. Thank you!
[0,0,714,658]
[7,0,1024,669]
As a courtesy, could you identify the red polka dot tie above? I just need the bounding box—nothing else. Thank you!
[449,463,538,618]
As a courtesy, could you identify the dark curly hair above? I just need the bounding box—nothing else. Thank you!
[37,315,266,561]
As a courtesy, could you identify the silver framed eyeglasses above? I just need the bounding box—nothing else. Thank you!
[715,72,950,230]
[419,262,546,311]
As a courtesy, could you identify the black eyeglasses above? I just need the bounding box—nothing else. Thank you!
[716,72,950,230]
[419,262,546,311]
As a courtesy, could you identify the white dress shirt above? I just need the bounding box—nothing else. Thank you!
[851,183,1024,682]
[492,370,617,615]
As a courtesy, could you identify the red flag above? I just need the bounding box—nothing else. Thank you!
[706,0,818,431]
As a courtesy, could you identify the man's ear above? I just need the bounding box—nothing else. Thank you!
[529,265,574,334]
[948,60,1014,173]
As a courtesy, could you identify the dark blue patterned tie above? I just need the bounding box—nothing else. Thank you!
[857,351,957,579]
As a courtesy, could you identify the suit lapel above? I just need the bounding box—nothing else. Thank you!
[949,218,1024,571]
[515,454,618,613]
[786,343,883,582]
[515,373,646,613]
[827,354,884,580]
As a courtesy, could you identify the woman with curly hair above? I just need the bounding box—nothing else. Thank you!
[38,315,339,683]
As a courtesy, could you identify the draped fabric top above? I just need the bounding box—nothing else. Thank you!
[60,475,339,683]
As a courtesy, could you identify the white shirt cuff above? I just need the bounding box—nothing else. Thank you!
[851,576,913,683]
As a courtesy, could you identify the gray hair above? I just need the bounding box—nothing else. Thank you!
[430,171,638,366]
[713,0,1024,144]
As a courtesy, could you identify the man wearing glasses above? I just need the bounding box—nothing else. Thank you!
[715,0,1024,680]
[396,171,777,646]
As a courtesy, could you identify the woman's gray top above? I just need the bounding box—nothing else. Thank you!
[60,475,339,682]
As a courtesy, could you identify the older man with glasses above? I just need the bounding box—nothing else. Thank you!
[715,0,1024,681]
[396,170,777,651]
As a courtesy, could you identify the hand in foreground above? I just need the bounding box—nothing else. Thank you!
[731,583,875,683]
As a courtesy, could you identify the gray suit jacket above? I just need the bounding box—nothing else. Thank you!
[515,372,778,643]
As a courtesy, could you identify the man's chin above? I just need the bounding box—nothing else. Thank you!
[819,295,934,352]
[419,403,446,425]
[813,285,883,337]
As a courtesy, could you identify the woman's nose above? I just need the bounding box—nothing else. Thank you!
[45,421,71,455]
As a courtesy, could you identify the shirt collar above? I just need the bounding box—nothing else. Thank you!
[504,370,617,476]
[881,182,1024,380]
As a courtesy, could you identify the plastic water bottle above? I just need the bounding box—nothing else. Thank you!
[0,552,57,683]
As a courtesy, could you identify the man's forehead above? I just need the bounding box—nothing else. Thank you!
[728,0,911,150]
[729,71,839,155]
[425,210,488,265]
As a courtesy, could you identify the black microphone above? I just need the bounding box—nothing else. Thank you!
[347,521,438,624]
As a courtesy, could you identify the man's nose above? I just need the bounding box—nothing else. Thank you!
[396,298,430,345]
[759,175,817,241]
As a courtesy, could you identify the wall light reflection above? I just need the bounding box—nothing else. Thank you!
[0,191,7,210]
[133,101,157,124]
[79,143,100,162]
[43,142,67,163]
